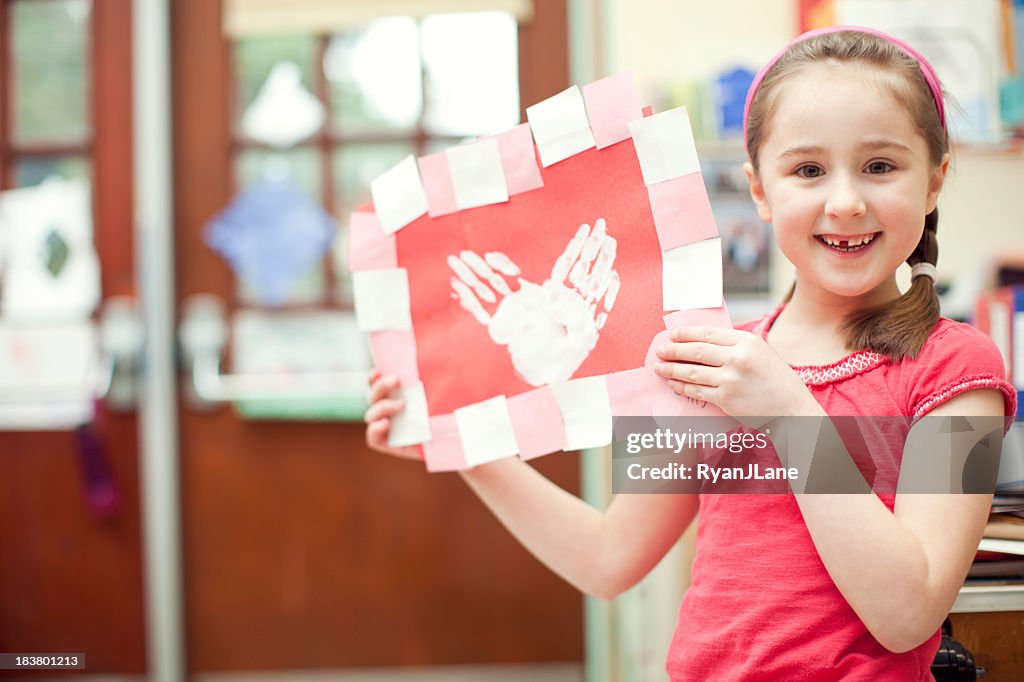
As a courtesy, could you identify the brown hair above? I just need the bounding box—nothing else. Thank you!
[746,30,950,361]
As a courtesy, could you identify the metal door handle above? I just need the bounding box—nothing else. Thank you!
[178,294,369,407]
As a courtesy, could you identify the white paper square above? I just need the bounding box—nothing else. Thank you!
[628,107,701,185]
[662,238,724,311]
[352,269,412,332]
[447,139,509,210]
[526,86,596,167]
[454,395,519,467]
[550,376,612,450]
[370,154,429,235]
[388,382,432,448]
[0,178,100,321]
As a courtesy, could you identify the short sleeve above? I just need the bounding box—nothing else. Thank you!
[905,321,1017,424]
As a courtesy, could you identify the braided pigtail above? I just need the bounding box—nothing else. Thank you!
[841,210,941,360]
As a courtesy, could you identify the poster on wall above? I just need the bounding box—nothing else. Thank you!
[349,72,732,471]
[836,0,1003,143]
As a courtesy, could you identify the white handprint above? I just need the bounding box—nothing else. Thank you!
[448,218,620,386]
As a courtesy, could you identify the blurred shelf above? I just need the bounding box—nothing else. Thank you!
[952,584,1024,613]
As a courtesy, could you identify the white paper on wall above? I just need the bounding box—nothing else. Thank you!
[0,177,100,322]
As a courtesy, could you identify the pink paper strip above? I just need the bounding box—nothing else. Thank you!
[485,123,543,196]
[506,387,567,460]
[606,368,655,416]
[647,173,718,251]
[417,152,459,217]
[368,329,420,386]
[347,212,396,271]
[662,305,733,332]
[423,413,467,472]
[582,72,644,149]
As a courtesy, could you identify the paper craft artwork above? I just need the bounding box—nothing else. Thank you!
[0,177,100,322]
[349,72,731,471]
[241,61,326,148]
[205,179,335,307]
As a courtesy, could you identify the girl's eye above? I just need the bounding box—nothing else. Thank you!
[865,160,894,174]
[795,164,824,178]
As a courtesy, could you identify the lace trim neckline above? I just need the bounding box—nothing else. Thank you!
[754,305,889,387]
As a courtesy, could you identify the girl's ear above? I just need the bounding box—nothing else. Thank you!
[744,161,772,222]
[925,152,951,213]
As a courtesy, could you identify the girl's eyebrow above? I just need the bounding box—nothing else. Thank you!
[777,145,825,159]
[777,139,913,159]
[859,138,914,153]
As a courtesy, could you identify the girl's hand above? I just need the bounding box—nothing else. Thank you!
[653,326,822,419]
[364,368,423,461]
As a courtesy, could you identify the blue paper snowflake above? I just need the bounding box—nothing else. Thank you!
[204,180,336,306]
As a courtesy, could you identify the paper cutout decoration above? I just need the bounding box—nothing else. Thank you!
[0,177,100,322]
[205,179,335,307]
[241,61,325,148]
[350,72,730,470]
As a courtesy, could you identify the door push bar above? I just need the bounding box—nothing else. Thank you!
[178,294,369,408]
[0,296,141,409]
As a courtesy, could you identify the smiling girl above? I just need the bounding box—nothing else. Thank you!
[364,27,1017,680]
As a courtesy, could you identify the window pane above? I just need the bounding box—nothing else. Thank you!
[233,147,327,305]
[421,12,519,137]
[233,36,319,136]
[235,147,323,199]
[325,17,422,134]
[14,155,91,189]
[332,142,416,218]
[11,0,92,145]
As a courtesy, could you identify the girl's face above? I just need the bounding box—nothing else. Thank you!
[745,63,949,306]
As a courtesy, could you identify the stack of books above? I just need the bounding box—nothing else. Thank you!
[968,286,1024,585]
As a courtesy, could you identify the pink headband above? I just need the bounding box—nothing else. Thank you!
[742,25,946,150]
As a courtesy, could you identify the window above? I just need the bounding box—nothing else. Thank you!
[1,0,92,191]
[229,12,521,306]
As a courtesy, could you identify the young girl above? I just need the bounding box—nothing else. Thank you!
[364,27,1017,680]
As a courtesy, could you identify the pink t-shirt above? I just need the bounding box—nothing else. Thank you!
[665,308,1017,682]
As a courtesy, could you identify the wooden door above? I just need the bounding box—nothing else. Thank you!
[172,0,584,671]
[0,0,145,672]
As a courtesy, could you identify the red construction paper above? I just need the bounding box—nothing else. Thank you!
[355,91,731,465]
[397,140,665,416]
[648,173,719,250]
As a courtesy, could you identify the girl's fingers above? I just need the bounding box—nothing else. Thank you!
[368,367,381,386]
[368,374,400,404]
[668,326,743,346]
[364,398,405,424]
[366,418,390,449]
[654,361,717,387]
[366,418,423,461]
[655,341,726,366]
[668,379,717,404]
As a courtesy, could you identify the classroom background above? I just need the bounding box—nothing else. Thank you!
[1,1,1023,681]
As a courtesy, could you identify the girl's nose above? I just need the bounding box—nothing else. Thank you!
[824,176,867,220]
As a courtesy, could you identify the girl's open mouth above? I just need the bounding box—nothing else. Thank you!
[814,232,880,253]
